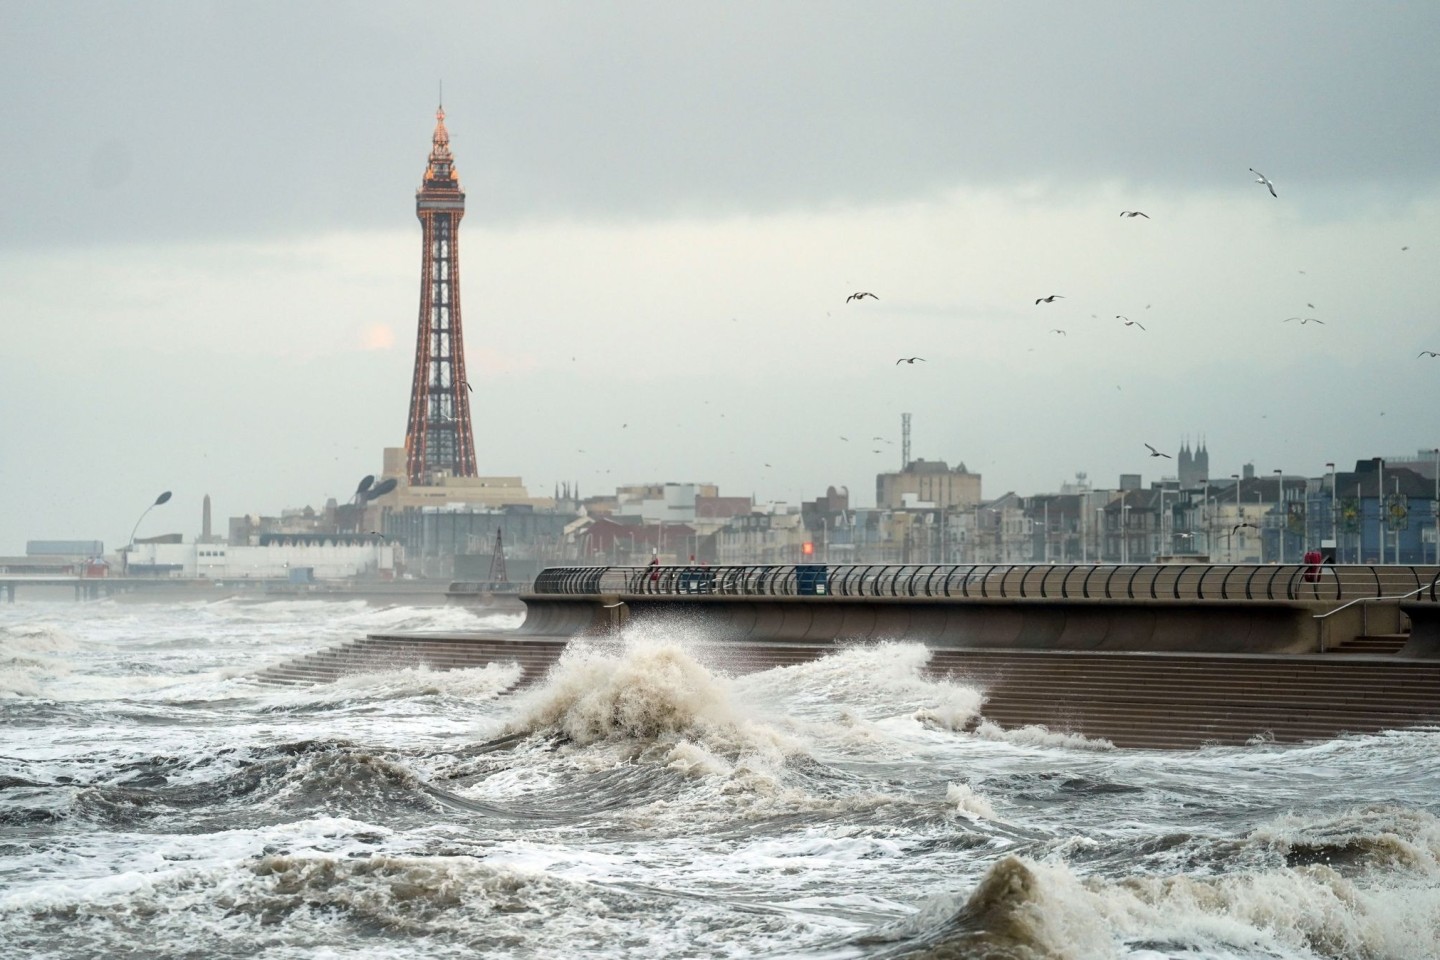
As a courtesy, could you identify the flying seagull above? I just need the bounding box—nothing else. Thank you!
[1249,168,1277,198]
[1420,351,1440,358]
[896,357,926,364]
[847,291,878,302]
[1119,316,1146,330]
[1035,294,1065,304]
[1119,211,1150,218]
[1050,329,1067,335]
[1284,317,1324,325]
[460,379,473,392]
[1144,443,1172,459]
[1232,522,1259,534]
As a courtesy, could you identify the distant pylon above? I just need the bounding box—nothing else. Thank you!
[488,528,508,583]
[902,412,912,470]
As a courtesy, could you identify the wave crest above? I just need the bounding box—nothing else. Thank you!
[505,638,787,754]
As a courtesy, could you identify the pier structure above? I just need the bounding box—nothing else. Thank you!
[404,104,478,486]
[255,563,1440,749]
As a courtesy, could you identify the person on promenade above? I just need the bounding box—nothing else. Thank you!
[1303,547,1323,583]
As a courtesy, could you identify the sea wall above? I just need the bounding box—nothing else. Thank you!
[520,595,1328,653]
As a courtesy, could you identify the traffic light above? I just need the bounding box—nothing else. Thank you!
[802,541,814,556]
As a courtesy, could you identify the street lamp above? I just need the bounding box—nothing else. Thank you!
[124,491,172,576]
[1121,500,1130,564]
[1376,458,1386,564]
[1392,475,1402,564]
[1324,462,1336,561]
[1230,474,1241,563]
[1433,448,1440,564]
[1273,469,1284,564]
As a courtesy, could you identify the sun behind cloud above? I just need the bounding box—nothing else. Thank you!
[360,322,396,350]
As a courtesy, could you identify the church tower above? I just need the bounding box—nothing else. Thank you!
[404,105,478,486]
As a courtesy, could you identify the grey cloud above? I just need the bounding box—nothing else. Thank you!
[2,2,1439,249]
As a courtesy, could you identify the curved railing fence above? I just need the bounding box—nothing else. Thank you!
[532,563,1440,604]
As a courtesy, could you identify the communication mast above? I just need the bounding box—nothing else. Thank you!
[488,529,508,584]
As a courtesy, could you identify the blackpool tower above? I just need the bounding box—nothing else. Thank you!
[404,106,478,486]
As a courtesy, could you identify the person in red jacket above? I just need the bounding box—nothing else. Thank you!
[1303,547,1323,582]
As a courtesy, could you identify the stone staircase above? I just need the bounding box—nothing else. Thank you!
[254,635,1440,750]
[927,650,1440,749]
[1328,633,1410,655]
[253,635,571,687]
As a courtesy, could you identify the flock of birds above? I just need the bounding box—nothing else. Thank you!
[840,166,1434,465]
[551,166,1430,491]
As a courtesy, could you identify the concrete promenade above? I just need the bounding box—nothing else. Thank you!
[527,562,1440,655]
[252,562,1440,748]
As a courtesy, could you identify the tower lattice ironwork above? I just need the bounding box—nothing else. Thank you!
[404,105,478,486]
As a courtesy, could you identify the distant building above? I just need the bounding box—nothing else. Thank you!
[876,459,981,511]
[125,540,394,580]
[1177,439,1210,488]
[27,540,104,557]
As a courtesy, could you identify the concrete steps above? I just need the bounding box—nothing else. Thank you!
[1330,633,1409,655]
[252,635,1440,750]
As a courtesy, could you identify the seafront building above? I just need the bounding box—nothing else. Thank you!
[11,443,1439,588]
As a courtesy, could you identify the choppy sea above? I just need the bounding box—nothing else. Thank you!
[2,597,1438,959]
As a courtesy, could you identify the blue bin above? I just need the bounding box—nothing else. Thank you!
[677,569,714,594]
[796,564,828,596]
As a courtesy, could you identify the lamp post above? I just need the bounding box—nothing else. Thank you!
[1273,469,1284,564]
[1230,475,1241,563]
[124,491,173,576]
[1203,483,1212,559]
[1254,489,1263,562]
[1157,487,1166,559]
[1121,500,1130,564]
[1433,448,1440,564]
[1392,475,1401,564]
[1324,462,1336,561]
[1376,458,1386,564]
[1043,499,1050,563]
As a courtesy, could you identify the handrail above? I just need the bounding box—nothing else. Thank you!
[533,563,1440,605]
[1312,583,1434,653]
[1312,584,1432,621]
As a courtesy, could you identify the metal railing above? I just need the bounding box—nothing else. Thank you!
[532,563,1440,604]
[1312,583,1432,652]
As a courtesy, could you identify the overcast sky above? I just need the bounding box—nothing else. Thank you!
[2,2,1438,554]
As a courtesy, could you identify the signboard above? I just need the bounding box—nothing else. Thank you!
[1386,493,1409,532]
[1285,502,1306,535]
[1339,498,1361,533]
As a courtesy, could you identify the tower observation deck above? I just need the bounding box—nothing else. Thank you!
[404,106,478,486]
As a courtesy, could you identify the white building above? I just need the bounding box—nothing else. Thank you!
[123,540,395,580]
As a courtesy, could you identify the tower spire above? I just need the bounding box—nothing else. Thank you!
[426,106,455,181]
